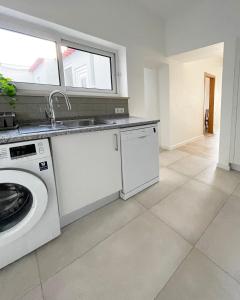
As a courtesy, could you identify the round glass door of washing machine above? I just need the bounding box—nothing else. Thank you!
[0,183,33,232]
[0,170,48,245]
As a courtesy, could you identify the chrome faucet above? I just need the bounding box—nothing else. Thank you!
[47,90,71,126]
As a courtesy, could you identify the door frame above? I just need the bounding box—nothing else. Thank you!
[204,73,216,134]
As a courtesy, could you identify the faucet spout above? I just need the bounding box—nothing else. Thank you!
[47,90,71,126]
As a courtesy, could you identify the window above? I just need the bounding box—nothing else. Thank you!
[61,43,115,92]
[0,28,59,86]
[0,27,118,94]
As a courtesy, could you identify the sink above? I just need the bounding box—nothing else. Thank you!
[61,118,105,128]
[19,118,106,134]
[19,122,66,134]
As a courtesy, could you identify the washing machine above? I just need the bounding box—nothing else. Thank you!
[0,139,61,269]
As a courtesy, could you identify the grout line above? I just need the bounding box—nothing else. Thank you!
[161,153,191,169]
[167,159,215,180]
[196,248,240,287]
[193,193,231,246]
[154,248,194,299]
[35,251,46,300]
[148,209,194,246]
[136,177,191,211]
[41,207,146,285]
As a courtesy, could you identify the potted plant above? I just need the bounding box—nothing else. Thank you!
[0,73,17,128]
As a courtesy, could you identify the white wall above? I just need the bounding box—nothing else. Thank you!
[165,0,240,168]
[0,0,165,118]
[144,68,159,119]
[168,57,223,148]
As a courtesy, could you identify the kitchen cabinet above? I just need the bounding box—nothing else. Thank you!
[51,129,122,224]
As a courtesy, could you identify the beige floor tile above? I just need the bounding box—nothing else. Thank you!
[18,286,43,300]
[156,249,240,300]
[43,212,191,300]
[0,254,40,300]
[151,180,228,244]
[179,144,218,161]
[196,165,240,194]
[197,196,240,282]
[160,150,189,167]
[232,183,240,198]
[134,168,189,209]
[37,198,145,282]
[169,155,213,177]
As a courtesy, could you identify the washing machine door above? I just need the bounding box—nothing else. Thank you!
[0,170,48,246]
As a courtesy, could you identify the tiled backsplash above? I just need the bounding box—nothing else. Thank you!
[0,95,129,123]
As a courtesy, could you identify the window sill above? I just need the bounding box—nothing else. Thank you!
[16,89,129,100]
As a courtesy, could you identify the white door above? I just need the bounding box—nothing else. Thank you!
[0,170,48,246]
[121,126,159,193]
[51,129,122,217]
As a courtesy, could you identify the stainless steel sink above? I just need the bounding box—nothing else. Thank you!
[19,118,106,134]
[61,118,105,128]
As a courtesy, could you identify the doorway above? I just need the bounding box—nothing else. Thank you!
[204,73,216,134]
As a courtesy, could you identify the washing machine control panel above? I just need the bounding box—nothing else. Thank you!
[10,144,37,159]
[0,139,50,162]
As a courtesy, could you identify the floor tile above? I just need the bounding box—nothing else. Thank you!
[169,155,213,177]
[179,144,218,161]
[196,165,240,194]
[0,254,40,300]
[18,286,43,300]
[151,180,228,244]
[134,168,189,209]
[160,150,189,167]
[156,249,240,300]
[232,183,240,198]
[43,212,191,300]
[197,196,240,282]
[37,198,145,282]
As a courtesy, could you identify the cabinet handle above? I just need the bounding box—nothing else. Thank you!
[114,134,119,151]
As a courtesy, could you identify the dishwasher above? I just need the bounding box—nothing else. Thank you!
[120,124,159,200]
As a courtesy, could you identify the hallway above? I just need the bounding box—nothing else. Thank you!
[178,134,219,162]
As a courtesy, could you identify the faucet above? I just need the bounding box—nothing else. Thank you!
[46,90,71,126]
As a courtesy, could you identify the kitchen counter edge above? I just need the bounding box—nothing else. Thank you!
[0,117,160,145]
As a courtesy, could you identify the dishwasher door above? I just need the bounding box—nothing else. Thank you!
[120,125,159,199]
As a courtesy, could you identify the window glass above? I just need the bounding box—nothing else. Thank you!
[0,28,59,85]
[61,46,112,90]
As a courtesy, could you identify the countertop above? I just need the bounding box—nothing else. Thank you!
[0,116,160,145]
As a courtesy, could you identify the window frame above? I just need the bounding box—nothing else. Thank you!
[0,24,119,96]
[60,40,118,94]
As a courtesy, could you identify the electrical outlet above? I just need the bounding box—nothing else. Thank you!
[115,107,125,114]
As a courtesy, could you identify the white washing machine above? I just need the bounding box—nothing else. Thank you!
[0,139,61,269]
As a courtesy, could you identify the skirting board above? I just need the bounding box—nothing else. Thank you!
[230,163,240,172]
[60,192,120,227]
[120,177,159,200]
[161,135,204,151]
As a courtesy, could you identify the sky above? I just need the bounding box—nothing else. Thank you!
[0,28,57,67]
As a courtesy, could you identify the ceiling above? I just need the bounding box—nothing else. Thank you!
[135,0,199,20]
[169,43,224,63]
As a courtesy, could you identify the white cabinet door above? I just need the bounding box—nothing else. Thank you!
[51,129,122,217]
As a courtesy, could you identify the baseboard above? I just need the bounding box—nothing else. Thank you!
[229,163,240,172]
[161,135,204,151]
[218,162,230,171]
[60,192,120,227]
